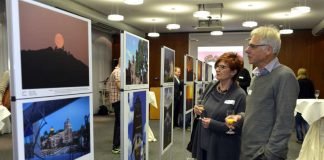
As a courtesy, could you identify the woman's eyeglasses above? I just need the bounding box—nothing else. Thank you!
[215,64,228,70]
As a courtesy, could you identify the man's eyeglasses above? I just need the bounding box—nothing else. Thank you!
[247,43,268,49]
[215,64,228,70]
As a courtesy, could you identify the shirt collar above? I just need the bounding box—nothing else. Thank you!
[252,57,281,77]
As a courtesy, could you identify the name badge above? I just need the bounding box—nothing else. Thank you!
[248,89,252,95]
[238,76,244,79]
[224,100,235,105]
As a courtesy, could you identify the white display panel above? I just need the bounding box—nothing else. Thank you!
[7,0,92,99]
[12,93,94,160]
[120,31,149,91]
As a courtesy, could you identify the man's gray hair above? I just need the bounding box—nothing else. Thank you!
[251,25,281,56]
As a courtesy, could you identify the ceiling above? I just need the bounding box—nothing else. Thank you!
[67,0,324,34]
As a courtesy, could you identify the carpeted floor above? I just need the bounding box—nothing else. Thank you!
[0,115,301,160]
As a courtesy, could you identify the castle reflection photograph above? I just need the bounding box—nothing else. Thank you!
[23,96,91,160]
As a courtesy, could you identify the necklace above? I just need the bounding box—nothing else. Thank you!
[216,85,228,94]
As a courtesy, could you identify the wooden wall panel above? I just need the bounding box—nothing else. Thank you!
[279,30,324,98]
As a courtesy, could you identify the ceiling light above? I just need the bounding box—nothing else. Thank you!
[166,23,180,30]
[148,32,160,37]
[193,11,210,18]
[242,21,258,28]
[210,31,223,36]
[193,4,210,18]
[107,14,124,21]
[291,6,311,15]
[279,29,294,34]
[148,19,159,37]
[124,0,143,5]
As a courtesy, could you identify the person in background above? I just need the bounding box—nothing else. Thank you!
[107,58,121,154]
[237,67,251,93]
[173,67,183,127]
[227,26,299,160]
[295,67,315,144]
[191,52,246,160]
[0,70,9,108]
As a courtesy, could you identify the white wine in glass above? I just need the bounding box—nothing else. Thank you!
[315,90,320,99]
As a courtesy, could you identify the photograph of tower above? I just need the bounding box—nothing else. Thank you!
[122,31,149,90]
[10,0,92,99]
[125,90,147,160]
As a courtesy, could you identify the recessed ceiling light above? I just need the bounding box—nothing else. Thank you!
[148,32,160,37]
[210,31,223,36]
[107,14,124,21]
[124,0,143,5]
[291,6,311,15]
[242,21,258,28]
[166,23,180,30]
[279,29,294,34]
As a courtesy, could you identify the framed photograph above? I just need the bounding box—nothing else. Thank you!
[120,31,149,91]
[203,63,210,83]
[195,83,204,105]
[184,83,194,113]
[160,46,175,86]
[159,86,174,154]
[196,59,203,82]
[121,89,148,160]
[12,94,93,160]
[7,0,92,99]
[208,64,213,81]
[184,55,194,83]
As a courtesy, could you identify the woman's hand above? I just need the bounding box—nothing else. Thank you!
[201,117,211,128]
[193,105,204,116]
[225,115,242,129]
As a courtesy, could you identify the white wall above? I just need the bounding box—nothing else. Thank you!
[92,29,113,114]
[188,32,252,72]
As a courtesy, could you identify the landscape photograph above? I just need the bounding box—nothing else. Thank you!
[162,47,174,84]
[19,1,90,89]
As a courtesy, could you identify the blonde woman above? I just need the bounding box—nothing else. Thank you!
[295,68,315,143]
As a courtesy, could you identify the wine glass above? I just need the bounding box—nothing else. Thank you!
[226,110,236,135]
[196,100,205,118]
[315,90,320,99]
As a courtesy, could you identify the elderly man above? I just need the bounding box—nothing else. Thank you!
[227,26,299,160]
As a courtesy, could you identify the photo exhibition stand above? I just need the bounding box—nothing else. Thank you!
[159,46,175,160]
[7,0,94,160]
